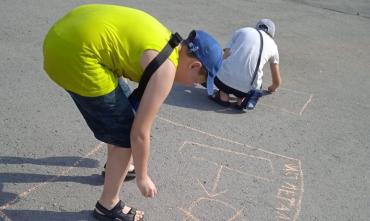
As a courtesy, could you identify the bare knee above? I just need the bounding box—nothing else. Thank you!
[107,144,132,160]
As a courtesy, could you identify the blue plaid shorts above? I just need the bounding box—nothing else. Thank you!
[67,81,134,148]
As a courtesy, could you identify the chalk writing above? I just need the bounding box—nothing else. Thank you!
[276,163,303,221]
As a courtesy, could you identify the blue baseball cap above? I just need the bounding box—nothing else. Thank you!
[185,30,223,95]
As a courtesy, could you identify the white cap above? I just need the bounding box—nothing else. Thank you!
[256,19,276,38]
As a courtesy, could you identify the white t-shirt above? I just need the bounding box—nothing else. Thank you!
[217,27,279,93]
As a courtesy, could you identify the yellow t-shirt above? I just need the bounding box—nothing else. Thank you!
[43,4,179,97]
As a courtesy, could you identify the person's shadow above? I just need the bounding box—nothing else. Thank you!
[0,155,104,211]
[2,209,94,221]
[0,156,103,189]
[0,156,100,168]
[165,85,271,114]
[0,172,103,186]
[0,183,18,207]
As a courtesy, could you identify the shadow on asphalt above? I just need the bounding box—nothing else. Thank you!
[165,85,271,114]
[3,209,94,221]
[0,156,100,168]
[0,183,18,207]
[0,173,104,186]
[0,173,103,211]
[0,156,102,209]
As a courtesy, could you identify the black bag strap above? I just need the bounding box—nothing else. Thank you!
[250,29,264,87]
[129,32,183,102]
[239,29,264,109]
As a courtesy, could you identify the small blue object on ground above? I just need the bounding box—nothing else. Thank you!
[244,89,263,110]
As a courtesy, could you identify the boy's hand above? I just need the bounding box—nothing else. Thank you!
[137,175,157,198]
[267,84,278,93]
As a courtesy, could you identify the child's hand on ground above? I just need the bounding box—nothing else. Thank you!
[137,175,157,198]
[267,84,278,93]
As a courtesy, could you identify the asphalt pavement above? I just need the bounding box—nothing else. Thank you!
[1,0,369,220]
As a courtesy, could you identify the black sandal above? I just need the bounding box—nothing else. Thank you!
[93,200,143,221]
[209,90,230,107]
[233,101,246,110]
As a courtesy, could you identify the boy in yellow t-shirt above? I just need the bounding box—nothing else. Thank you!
[43,4,222,221]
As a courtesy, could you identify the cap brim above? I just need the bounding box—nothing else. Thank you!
[206,74,215,95]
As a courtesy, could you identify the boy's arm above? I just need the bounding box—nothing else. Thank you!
[130,50,176,197]
[267,63,281,93]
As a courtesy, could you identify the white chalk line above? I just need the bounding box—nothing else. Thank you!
[191,156,273,182]
[293,160,304,221]
[180,141,274,181]
[160,116,304,220]
[179,197,244,221]
[279,87,311,95]
[299,94,313,116]
[160,116,300,161]
[259,93,314,116]
[258,103,300,116]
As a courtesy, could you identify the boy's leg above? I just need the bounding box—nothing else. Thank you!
[99,144,131,206]
[128,156,135,172]
[97,144,143,219]
[118,77,136,175]
[101,78,136,179]
[101,155,135,179]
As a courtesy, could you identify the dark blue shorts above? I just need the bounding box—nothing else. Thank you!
[67,81,134,148]
[214,77,248,98]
